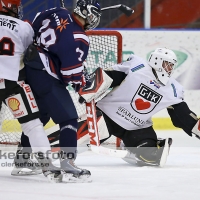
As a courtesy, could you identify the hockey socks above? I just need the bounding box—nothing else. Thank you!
[59,119,78,158]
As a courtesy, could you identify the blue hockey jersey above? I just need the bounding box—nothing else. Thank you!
[32,7,89,86]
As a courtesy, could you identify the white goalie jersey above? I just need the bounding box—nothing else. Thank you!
[97,54,184,130]
[0,15,34,81]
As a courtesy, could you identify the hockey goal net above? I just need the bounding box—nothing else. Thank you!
[0,30,122,147]
[69,30,122,148]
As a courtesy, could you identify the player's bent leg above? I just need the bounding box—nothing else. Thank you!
[121,127,172,167]
[31,82,92,182]
[4,80,61,181]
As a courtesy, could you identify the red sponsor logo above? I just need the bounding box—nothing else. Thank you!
[24,85,37,109]
[13,111,25,118]
[86,102,99,146]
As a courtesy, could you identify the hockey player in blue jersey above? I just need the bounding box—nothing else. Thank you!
[14,0,102,182]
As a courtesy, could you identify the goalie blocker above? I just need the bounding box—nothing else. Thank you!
[78,67,113,103]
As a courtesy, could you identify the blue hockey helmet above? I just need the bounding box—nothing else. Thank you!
[74,0,101,30]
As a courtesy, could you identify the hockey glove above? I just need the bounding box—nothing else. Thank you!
[72,62,92,93]
[78,67,113,103]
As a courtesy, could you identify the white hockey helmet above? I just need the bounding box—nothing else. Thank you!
[148,47,177,85]
[74,0,101,30]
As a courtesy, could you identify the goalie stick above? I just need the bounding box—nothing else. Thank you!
[79,67,130,157]
[85,100,129,158]
[46,110,129,158]
[101,4,134,17]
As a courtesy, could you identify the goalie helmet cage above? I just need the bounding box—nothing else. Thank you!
[0,30,122,148]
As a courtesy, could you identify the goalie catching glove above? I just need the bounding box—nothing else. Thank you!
[78,67,113,103]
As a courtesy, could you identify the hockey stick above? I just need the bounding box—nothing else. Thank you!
[60,0,65,8]
[101,4,134,17]
[60,1,134,17]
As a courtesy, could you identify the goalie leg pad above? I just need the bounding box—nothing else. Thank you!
[77,110,110,153]
[135,138,172,167]
[122,152,136,165]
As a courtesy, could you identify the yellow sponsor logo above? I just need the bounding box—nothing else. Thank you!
[8,98,20,111]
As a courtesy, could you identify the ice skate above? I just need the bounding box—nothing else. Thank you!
[11,146,42,176]
[34,152,62,183]
[135,138,172,167]
[60,151,91,183]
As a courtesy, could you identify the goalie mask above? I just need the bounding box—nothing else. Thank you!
[0,0,23,19]
[74,0,101,30]
[148,47,177,85]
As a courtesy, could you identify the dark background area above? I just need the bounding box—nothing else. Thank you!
[22,0,200,29]
[21,0,141,27]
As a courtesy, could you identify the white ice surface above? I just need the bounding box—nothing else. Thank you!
[0,130,200,200]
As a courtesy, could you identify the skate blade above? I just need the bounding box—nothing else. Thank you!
[11,167,42,176]
[62,173,92,183]
[46,173,63,183]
